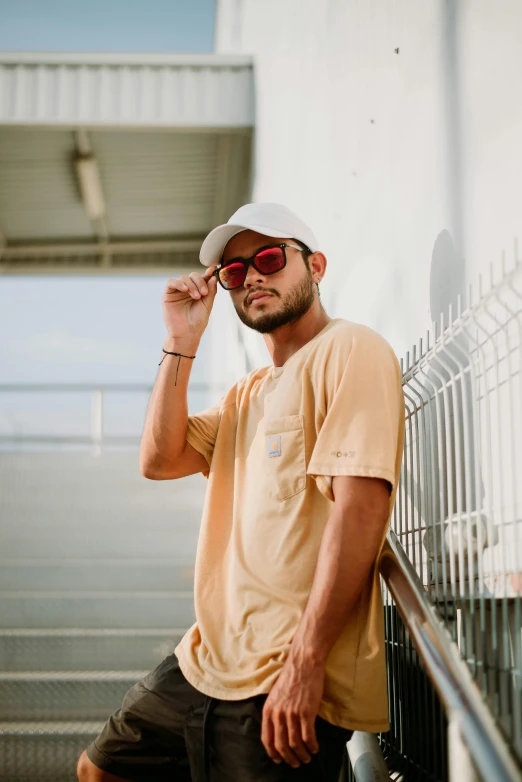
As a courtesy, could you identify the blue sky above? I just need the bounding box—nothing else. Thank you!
[0,0,216,440]
[0,276,222,440]
[0,0,215,52]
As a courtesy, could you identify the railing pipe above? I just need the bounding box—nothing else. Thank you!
[347,731,390,781]
[380,530,520,782]
[0,383,228,449]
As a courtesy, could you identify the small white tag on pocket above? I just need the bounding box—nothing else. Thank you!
[268,434,281,457]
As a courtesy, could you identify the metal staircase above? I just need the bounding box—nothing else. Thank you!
[0,453,203,781]
[0,630,185,780]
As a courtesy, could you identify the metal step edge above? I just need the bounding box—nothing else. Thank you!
[0,591,193,598]
[0,559,188,567]
[0,628,187,637]
[0,721,104,736]
[0,671,149,681]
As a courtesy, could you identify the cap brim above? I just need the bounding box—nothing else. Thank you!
[199,223,294,266]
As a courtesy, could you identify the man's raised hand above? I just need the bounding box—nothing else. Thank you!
[162,266,218,348]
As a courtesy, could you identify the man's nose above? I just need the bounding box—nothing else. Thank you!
[243,262,267,288]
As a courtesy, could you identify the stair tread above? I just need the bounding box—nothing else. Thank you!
[0,628,186,636]
[0,590,192,597]
[0,721,104,735]
[0,670,148,680]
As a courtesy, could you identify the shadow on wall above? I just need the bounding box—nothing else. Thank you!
[429,229,465,323]
[420,228,486,579]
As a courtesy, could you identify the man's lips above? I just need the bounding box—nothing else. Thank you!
[247,291,274,305]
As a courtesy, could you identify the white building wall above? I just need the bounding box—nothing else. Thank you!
[214,0,522,361]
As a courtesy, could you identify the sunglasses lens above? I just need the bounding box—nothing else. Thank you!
[255,247,285,274]
[219,262,246,290]
[218,246,286,289]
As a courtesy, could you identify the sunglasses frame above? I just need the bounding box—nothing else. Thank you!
[213,242,308,290]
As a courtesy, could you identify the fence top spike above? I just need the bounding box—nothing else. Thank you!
[457,293,462,319]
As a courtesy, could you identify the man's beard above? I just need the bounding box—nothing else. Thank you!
[234,269,315,334]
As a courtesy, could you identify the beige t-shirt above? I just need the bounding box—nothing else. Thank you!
[175,318,404,732]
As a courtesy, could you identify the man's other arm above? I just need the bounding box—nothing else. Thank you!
[261,475,390,767]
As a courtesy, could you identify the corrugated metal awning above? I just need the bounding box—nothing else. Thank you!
[0,53,254,274]
[0,53,254,128]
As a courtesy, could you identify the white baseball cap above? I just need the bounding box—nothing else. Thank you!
[199,202,320,267]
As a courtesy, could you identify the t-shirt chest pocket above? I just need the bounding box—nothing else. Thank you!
[264,415,306,501]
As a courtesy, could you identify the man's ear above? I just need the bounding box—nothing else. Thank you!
[309,251,327,284]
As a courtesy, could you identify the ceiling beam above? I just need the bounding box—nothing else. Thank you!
[1,238,203,259]
[0,261,201,277]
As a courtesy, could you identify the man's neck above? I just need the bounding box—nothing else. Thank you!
[264,302,331,368]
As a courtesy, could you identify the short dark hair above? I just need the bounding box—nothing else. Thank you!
[293,239,321,299]
[293,239,313,262]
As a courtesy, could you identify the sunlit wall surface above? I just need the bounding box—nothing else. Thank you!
[215,0,521,364]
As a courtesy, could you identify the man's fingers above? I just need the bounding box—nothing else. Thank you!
[164,277,189,293]
[273,713,300,768]
[203,267,219,298]
[204,271,218,297]
[186,273,207,297]
[164,267,218,303]
[288,714,312,764]
[261,710,283,764]
[301,716,319,755]
[166,275,201,299]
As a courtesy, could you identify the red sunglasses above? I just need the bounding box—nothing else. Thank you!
[214,243,307,290]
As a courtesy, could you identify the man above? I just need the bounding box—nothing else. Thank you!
[77,203,404,781]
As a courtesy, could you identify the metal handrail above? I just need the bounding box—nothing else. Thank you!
[379,530,521,782]
[0,382,227,450]
[0,383,223,393]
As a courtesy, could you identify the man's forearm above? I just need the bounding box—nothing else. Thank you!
[261,478,391,766]
[139,336,200,476]
[289,477,390,669]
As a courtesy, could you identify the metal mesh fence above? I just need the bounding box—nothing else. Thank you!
[350,256,522,780]
[379,605,448,781]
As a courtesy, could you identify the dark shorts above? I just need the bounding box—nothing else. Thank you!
[86,654,353,781]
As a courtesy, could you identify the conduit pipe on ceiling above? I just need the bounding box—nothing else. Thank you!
[75,155,106,221]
